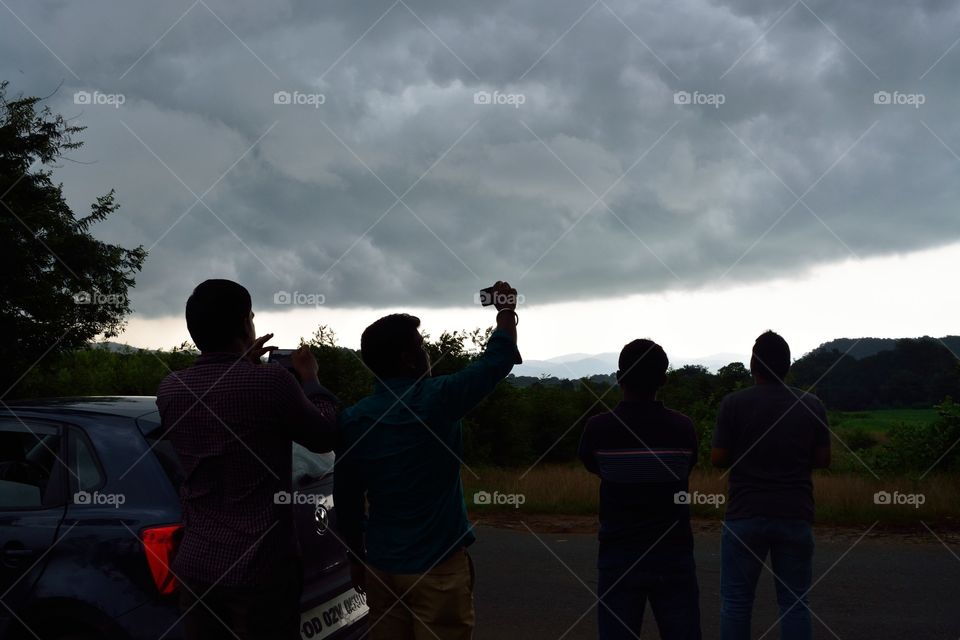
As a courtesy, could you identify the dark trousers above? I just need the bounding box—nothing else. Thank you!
[597,546,702,640]
[179,565,303,640]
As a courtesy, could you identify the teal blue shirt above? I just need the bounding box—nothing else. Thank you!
[334,328,520,574]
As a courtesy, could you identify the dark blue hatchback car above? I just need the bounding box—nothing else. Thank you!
[0,396,368,640]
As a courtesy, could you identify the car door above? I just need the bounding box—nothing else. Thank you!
[0,417,68,636]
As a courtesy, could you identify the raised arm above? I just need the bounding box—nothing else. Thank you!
[279,345,338,453]
[429,282,522,422]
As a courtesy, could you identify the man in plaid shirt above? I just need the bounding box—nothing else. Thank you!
[156,279,337,640]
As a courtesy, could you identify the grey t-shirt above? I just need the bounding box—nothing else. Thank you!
[713,384,830,522]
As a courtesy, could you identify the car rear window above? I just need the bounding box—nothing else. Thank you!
[146,437,186,489]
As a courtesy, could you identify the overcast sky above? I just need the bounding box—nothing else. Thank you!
[3,0,959,361]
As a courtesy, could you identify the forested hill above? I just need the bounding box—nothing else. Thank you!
[810,336,960,360]
[791,336,960,410]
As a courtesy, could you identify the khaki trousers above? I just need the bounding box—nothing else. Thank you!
[365,548,476,640]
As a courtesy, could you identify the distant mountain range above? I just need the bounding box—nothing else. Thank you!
[511,351,746,379]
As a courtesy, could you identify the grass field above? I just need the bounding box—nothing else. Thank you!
[832,408,939,433]
[464,464,959,528]
[463,408,957,528]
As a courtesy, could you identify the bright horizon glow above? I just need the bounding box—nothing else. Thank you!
[116,241,960,365]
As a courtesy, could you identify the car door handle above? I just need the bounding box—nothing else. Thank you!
[1,543,33,568]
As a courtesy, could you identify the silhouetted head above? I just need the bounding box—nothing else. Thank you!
[185,279,255,354]
[361,313,431,380]
[750,330,791,382]
[616,339,669,398]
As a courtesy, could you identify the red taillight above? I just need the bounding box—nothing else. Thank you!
[141,524,183,596]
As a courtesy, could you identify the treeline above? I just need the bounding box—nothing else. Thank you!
[10,330,960,474]
[791,337,960,410]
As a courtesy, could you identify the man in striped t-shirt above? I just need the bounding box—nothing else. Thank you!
[579,339,701,640]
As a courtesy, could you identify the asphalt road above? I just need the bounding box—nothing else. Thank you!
[469,525,959,639]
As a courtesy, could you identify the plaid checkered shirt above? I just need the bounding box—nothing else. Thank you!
[157,352,336,587]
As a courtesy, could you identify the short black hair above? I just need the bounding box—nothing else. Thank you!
[185,279,252,352]
[751,330,791,380]
[617,339,669,392]
[360,313,422,379]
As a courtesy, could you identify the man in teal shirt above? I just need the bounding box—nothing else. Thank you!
[334,282,521,640]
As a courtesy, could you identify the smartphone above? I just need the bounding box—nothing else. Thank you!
[268,349,297,375]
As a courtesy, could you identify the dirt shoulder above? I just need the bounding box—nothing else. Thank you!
[470,511,960,544]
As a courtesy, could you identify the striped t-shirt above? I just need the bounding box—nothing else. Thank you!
[579,400,698,551]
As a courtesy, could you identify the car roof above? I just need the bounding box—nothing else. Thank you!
[3,396,161,433]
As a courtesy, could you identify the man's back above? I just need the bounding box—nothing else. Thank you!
[578,337,704,640]
[338,378,470,572]
[579,400,698,551]
[335,326,521,575]
[714,384,829,522]
[157,353,335,586]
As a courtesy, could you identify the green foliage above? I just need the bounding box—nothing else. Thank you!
[1,82,146,394]
[304,326,373,407]
[869,398,960,474]
[13,323,959,477]
[14,343,196,398]
[836,425,878,452]
[790,338,960,410]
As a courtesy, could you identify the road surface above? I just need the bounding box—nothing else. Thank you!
[469,525,959,639]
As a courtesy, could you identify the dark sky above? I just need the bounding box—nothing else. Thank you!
[3,0,959,317]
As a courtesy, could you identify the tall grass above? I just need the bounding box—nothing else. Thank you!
[464,465,960,527]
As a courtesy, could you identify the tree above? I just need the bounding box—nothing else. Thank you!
[1,82,146,395]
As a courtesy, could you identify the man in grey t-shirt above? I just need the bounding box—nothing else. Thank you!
[711,331,831,640]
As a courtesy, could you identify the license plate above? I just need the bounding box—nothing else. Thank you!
[299,588,368,639]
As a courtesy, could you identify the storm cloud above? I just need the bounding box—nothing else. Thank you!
[2,0,959,314]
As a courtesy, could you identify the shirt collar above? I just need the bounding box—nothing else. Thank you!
[616,398,665,411]
[373,377,420,394]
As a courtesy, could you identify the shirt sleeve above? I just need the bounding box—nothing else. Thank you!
[427,328,521,423]
[276,370,338,453]
[712,395,735,450]
[688,419,699,475]
[333,416,366,560]
[812,396,831,449]
[578,418,600,475]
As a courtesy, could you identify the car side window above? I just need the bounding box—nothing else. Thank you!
[67,428,104,499]
[0,420,64,510]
